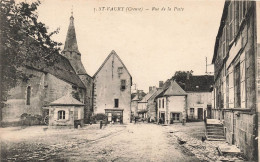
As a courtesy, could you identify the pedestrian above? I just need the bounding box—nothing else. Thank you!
[134,117,137,124]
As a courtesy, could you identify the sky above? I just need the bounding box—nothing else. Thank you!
[36,0,225,92]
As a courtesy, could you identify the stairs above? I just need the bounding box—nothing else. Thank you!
[206,119,225,141]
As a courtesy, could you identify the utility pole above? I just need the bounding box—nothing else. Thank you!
[205,57,213,75]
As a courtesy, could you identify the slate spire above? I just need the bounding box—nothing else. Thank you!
[62,11,87,74]
[63,10,80,54]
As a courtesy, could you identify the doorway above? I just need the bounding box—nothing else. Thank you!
[160,112,165,124]
[198,108,203,120]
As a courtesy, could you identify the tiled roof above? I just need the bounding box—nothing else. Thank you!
[25,51,86,89]
[164,81,187,96]
[185,75,214,92]
[49,94,84,106]
[139,89,158,103]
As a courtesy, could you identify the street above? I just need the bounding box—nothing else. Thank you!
[0,122,245,161]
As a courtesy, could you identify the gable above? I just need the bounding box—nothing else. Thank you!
[93,51,132,83]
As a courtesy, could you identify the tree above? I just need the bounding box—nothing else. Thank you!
[171,70,193,89]
[0,0,61,114]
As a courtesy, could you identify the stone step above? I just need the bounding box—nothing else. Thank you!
[206,124,223,127]
[207,135,225,139]
[207,129,224,132]
[207,137,226,141]
[207,131,224,135]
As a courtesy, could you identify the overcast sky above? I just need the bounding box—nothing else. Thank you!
[37,0,225,92]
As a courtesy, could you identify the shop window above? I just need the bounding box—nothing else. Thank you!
[26,86,31,105]
[58,110,65,120]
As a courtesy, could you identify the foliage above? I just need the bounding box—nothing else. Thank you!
[0,0,61,108]
[171,70,193,89]
[20,113,43,125]
[90,113,107,123]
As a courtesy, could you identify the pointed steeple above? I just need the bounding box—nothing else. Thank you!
[62,11,87,74]
[63,10,80,53]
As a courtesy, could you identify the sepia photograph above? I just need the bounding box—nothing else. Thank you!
[0,0,259,161]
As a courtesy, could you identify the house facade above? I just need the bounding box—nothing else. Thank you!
[211,1,260,160]
[156,80,187,124]
[47,94,84,128]
[131,90,146,117]
[185,75,214,121]
[137,87,157,119]
[93,51,132,123]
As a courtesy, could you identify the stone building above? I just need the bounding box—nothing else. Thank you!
[47,94,84,128]
[93,51,132,123]
[185,75,214,121]
[211,1,259,160]
[131,90,146,117]
[137,87,157,119]
[1,48,86,124]
[156,80,187,124]
[1,14,93,126]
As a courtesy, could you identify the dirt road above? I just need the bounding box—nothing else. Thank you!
[1,124,199,161]
[61,124,199,161]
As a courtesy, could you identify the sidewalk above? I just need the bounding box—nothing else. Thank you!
[164,122,246,161]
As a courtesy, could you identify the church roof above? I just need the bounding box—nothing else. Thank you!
[49,94,84,106]
[93,50,132,84]
[63,15,80,54]
[24,38,85,89]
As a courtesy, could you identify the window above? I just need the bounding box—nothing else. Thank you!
[114,99,119,108]
[190,108,194,115]
[228,2,234,42]
[74,110,78,120]
[226,75,229,108]
[172,113,180,121]
[159,99,161,108]
[58,110,65,120]
[26,86,31,105]
[162,99,164,108]
[234,63,241,108]
[118,67,123,74]
[121,80,126,91]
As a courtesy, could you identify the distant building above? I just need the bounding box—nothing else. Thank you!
[156,80,187,124]
[131,90,146,117]
[137,87,157,119]
[185,75,214,121]
[211,1,259,160]
[93,51,132,123]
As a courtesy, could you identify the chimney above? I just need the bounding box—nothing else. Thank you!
[159,81,164,88]
[137,90,143,99]
[149,86,153,92]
